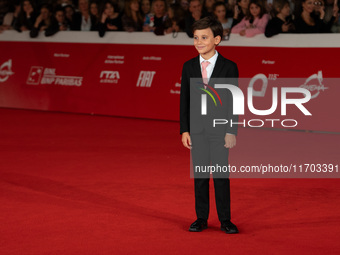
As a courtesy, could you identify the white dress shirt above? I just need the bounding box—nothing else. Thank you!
[81,15,92,31]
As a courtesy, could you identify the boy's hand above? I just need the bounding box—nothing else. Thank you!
[224,134,236,149]
[282,23,290,32]
[182,132,192,149]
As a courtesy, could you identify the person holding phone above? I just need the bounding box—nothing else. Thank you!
[232,0,250,27]
[265,0,295,37]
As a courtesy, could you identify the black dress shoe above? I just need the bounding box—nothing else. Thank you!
[220,220,238,234]
[189,218,208,232]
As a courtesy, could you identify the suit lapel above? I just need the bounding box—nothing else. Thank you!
[192,55,202,78]
[209,54,224,86]
[192,54,225,87]
[191,56,205,89]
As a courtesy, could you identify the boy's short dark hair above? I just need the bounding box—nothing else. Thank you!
[192,16,223,39]
[272,0,289,15]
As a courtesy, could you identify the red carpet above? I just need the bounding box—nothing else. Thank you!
[0,108,339,254]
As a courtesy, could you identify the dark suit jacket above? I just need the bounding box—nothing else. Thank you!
[180,53,239,136]
[70,12,97,31]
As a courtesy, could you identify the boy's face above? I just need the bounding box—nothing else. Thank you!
[193,28,221,59]
[280,4,290,17]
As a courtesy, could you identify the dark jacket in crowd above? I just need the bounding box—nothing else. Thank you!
[294,13,335,33]
[231,11,245,28]
[98,14,123,37]
[122,14,143,31]
[45,17,69,37]
[265,16,294,37]
[70,11,97,31]
[29,20,48,38]
[14,11,37,32]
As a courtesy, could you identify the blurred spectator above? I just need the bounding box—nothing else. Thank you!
[154,3,182,35]
[314,0,338,29]
[71,0,97,31]
[15,0,37,32]
[331,15,340,32]
[64,4,75,24]
[185,0,205,37]
[265,0,274,13]
[225,0,237,17]
[232,0,249,27]
[98,0,122,37]
[30,4,52,38]
[179,0,189,11]
[1,1,21,30]
[330,0,340,32]
[294,0,337,33]
[231,0,269,36]
[324,0,339,23]
[202,0,216,16]
[122,0,144,31]
[143,0,168,32]
[265,0,294,37]
[90,0,99,19]
[45,5,69,36]
[141,0,151,16]
[0,0,9,25]
[213,1,233,38]
[56,0,74,7]
[170,2,186,31]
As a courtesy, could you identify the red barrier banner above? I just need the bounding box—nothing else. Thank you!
[0,33,339,132]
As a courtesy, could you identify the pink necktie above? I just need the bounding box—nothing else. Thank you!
[201,61,210,89]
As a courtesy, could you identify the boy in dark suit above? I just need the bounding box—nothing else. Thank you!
[180,16,239,234]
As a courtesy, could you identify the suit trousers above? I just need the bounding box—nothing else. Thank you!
[191,131,231,222]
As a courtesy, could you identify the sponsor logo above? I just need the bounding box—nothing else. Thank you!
[170,79,181,94]
[262,60,275,65]
[299,71,328,99]
[136,71,156,87]
[100,71,120,84]
[105,55,124,64]
[54,53,70,58]
[27,66,44,85]
[142,56,162,61]
[0,59,14,83]
[27,67,83,86]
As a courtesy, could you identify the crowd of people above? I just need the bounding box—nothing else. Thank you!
[0,0,339,38]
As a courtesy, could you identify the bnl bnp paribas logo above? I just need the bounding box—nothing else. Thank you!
[0,59,14,83]
[201,75,315,129]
